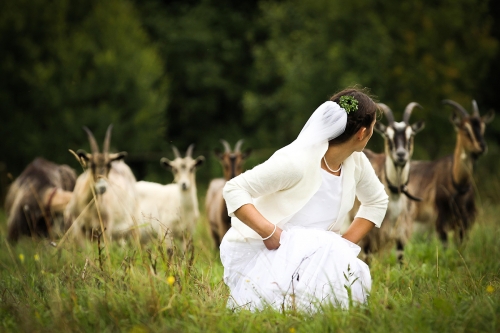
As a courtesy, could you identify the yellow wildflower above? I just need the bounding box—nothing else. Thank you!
[129,325,147,333]
[486,285,495,294]
[19,254,25,263]
[289,328,296,333]
[167,276,175,286]
[34,254,40,261]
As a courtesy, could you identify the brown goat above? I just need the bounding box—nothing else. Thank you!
[205,139,251,247]
[407,100,494,243]
[5,158,76,242]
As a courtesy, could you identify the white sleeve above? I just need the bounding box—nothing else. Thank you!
[223,154,303,217]
[354,153,389,228]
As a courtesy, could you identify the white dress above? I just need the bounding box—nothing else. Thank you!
[220,168,371,312]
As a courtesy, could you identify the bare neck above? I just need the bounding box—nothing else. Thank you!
[323,142,357,171]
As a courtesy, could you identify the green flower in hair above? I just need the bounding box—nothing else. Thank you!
[339,96,358,114]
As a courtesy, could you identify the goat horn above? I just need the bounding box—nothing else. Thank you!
[103,124,113,155]
[442,99,469,117]
[83,126,99,154]
[220,139,231,153]
[472,100,480,117]
[186,144,195,158]
[377,103,394,125]
[403,102,423,124]
[234,139,244,153]
[171,146,181,159]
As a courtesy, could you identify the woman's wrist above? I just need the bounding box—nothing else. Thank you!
[262,224,277,240]
[233,204,278,239]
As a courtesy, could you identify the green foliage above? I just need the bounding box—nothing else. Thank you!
[0,0,168,175]
[244,0,498,158]
[1,0,499,188]
[133,0,259,153]
[0,204,499,332]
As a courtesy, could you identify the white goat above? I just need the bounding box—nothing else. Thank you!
[64,125,140,244]
[136,145,204,243]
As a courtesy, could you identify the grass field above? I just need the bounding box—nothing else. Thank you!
[0,202,499,333]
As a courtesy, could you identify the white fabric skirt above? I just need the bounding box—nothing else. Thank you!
[220,226,371,312]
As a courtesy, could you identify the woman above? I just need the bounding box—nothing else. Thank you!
[220,88,388,312]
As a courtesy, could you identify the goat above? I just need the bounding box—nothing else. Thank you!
[5,158,76,242]
[407,99,494,243]
[347,102,424,260]
[205,139,251,247]
[64,125,139,243]
[136,144,204,244]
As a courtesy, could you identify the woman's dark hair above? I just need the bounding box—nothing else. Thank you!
[328,87,378,145]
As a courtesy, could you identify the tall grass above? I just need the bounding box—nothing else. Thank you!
[0,203,499,333]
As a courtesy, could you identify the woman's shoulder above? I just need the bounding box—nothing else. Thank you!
[267,149,306,177]
[236,149,305,184]
[347,151,373,179]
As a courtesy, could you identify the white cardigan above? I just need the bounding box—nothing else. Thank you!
[222,141,388,240]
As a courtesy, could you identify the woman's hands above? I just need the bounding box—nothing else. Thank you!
[263,227,283,250]
[233,204,283,250]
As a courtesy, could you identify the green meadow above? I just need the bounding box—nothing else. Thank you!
[0,200,498,333]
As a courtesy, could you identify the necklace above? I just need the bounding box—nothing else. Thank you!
[323,156,342,173]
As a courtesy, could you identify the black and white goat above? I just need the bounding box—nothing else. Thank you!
[407,99,494,243]
[348,102,424,259]
[205,139,251,247]
[5,158,76,242]
[64,125,139,243]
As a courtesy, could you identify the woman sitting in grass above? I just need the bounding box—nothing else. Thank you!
[220,87,388,312]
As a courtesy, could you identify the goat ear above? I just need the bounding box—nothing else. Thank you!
[69,149,87,167]
[242,148,252,159]
[374,122,386,135]
[482,109,495,124]
[76,149,91,161]
[411,120,425,134]
[195,156,205,167]
[214,148,223,159]
[160,157,172,169]
[450,110,463,128]
[109,152,127,162]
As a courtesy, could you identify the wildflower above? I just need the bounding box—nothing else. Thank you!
[129,325,147,333]
[289,328,296,333]
[34,254,40,261]
[19,254,25,263]
[167,276,175,286]
[486,285,495,294]
[35,311,41,319]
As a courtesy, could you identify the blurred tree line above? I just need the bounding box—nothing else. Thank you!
[1,0,499,199]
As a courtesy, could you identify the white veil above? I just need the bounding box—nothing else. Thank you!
[284,101,347,150]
